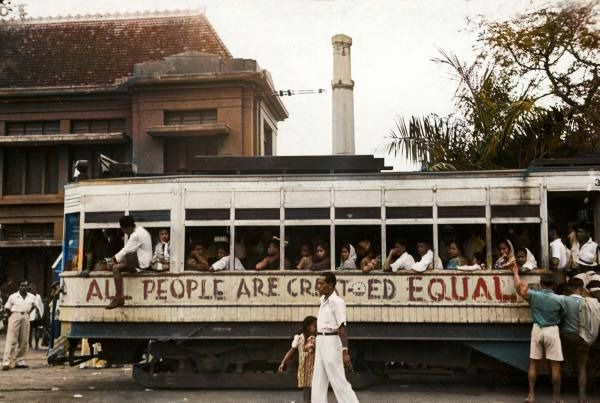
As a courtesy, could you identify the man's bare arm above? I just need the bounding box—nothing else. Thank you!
[510,264,529,300]
[338,323,348,348]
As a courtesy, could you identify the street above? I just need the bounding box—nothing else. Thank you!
[0,340,595,403]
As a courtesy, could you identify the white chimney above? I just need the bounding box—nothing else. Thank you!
[331,34,355,155]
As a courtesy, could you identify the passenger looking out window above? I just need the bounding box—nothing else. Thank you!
[296,242,313,270]
[493,239,516,270]
[211,243,245,271]
[456,251,486,272]
[444,241,466,270]
[463,227,485,261]
[308,242,330,271]
[384,239,415,272]
[256,239,284,270]
[357,240,381,273]
[411,240,434,272]
[515,247,538,272]
[82,230,109,276]
[548,227,568,273]
[573,222,599,275]
[152,228,170,272]
[336,244,357,270]
[186,242,210,271]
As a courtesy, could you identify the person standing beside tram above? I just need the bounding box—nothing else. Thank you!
[311,272,359,403]
[106,215,152,310]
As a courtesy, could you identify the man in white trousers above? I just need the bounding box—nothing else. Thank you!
[311,272,359,403]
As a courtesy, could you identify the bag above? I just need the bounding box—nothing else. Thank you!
[578,297,600,345]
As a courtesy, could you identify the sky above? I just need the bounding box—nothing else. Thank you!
[20,0,559,170]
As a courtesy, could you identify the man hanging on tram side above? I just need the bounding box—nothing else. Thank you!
[106,215,152,310]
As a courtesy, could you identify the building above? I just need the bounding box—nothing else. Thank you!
[0,11,288,295]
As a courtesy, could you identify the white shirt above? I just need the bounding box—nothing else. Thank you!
[4,291,38,314]
[211,255,245,271]
[550,238,568,269]
[29,294,44,321]
[390,251,415,272]
[153,242,170,271]
[577,239,599,267]
[317,291,347,333]
[115,226,153,269]
[411,249,434,272]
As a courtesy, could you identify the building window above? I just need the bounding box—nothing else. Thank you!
[3,147,59,195]
[0,223,54,241]
[72,119,126,134]
[164,110,217,125]
[164,138,218,173]
[263,122,273,156]
[6,121,60,136]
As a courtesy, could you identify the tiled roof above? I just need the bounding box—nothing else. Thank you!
[0,12,232,89]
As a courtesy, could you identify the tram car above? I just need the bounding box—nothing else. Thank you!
[56,156,600,387]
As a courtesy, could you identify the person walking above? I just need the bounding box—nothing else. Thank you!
[28,283,44,350]
[2,280,41,370]
[311,272,359,403]
[510,264,565,403]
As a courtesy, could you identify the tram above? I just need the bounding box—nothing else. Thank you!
[56,156,600,387]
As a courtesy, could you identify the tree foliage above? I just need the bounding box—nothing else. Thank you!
[387,2,599,171]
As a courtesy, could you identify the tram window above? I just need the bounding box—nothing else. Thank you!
[84,211,124,224]
[286,226,330,270]
[63,213,80,272]
[335,207,380,220]
[386,207,432,219]
[130,210,170,222]
[548,191,595,248]
[81,228,124,272]
[235,226,283,270]
[386,225,435,271]
[437,206,485,218]
[185,226,230,271]
[435,224,486,269]
[491,205,539,218]
[186,209,230,221]
[492,224,541,270]
[235,209,280,220]
[335,225,380,270]
[285,208,330,220]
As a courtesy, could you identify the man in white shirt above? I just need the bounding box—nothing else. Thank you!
[549,227,568,271]
[311,272,359,403]
[384,239,415,272]
[411,241,434,272]
[574,222,599,275]
[210,244,245,272]
[2,280,41,370]
[106,215,152,310]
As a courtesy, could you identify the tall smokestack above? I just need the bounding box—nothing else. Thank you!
[331,34,355,155]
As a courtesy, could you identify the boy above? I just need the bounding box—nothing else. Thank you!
[152,228,170,272]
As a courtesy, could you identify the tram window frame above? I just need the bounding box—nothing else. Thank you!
[491,223,541,270]
[334,225,381,270]
[184,226,232,272]
[285,225,331,271]
[435,224,486,269]
[234,226,282,271]
[62,213,81,272]
[386,224,434,272]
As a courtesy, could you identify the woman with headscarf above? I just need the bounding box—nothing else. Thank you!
[515,246,538,272]
[337,243,357,270]
[493,239,516,270]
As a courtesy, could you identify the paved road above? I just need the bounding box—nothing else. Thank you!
[0,342,596,402]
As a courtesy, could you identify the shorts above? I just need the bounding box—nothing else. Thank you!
[530,324,563,361]
[561,332,590,370]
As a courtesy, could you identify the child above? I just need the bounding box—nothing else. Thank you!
[308,242,330,271]
[445,241,466,270]
[457,251,486,271]
[337,243,357,270]
[152,228,170,271]
[296,242,313,270]
[515,246,538,272]
[278,316,317,403]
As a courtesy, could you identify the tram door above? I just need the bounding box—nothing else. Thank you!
[547,191,599,246]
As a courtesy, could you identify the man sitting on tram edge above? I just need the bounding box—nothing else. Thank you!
[106,215,152,310]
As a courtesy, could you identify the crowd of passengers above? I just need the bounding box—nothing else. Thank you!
[82,216,600,277]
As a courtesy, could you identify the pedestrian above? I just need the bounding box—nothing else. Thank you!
[278,315,317,403]
[28,283,44,350]
[106,215,152,309]
[311,272,359,403]
[510,264,564,403]
[560,277,596,403]
[2,280,41,370]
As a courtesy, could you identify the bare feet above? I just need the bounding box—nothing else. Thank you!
[524,396,535,403]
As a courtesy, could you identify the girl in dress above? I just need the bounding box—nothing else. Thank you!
[278,316,317,403]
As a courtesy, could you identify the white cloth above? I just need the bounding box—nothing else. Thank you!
[311,335,360,403]
[520,248,538,271]
[29,294,44,322]
[390,252,415,272]
[152,242,170,271]
[411,249,433,272]
[577,239,599,267]
[2,310,30,365]
[4,292,37,314]
[337,244,357,270]
[211,255,245,271]
[317,291,346,333]
[456,263,482,272]
[114,226,152,269]
[549,238,568,270]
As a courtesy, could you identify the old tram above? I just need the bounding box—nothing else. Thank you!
[55,156,600,387]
